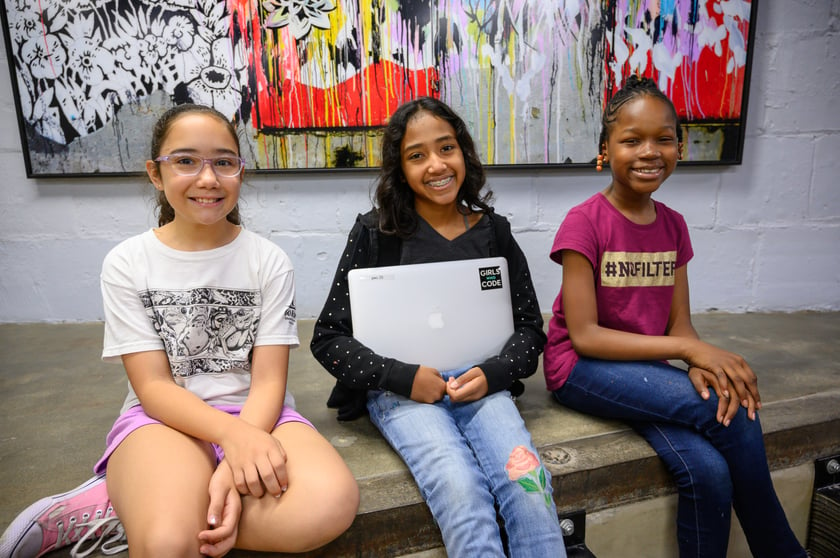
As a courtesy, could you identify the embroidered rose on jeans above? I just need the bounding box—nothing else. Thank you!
[505,445,551,507]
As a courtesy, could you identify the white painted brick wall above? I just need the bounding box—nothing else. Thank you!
[0,2,838,323]
[813,134,840,219]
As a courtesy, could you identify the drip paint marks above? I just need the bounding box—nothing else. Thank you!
[2,0,755,175]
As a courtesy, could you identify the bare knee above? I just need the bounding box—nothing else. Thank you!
[253,423,361,552]
[284,472,360,552]
[126,523,203,558]
[318,474,360,544]
[120,510,207,558]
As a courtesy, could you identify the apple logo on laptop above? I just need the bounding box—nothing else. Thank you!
[427,311,445,329]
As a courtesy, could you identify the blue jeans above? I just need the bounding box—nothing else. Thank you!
[367,368,566,558]
[553,358,806,558]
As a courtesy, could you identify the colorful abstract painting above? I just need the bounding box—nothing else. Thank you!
[0,0,756,176]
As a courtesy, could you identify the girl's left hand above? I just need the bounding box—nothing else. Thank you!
[446,367,488,402]
[688,366,745,426]
[199,462,241,557]
[684,340,761,415]
[222,422,288,497]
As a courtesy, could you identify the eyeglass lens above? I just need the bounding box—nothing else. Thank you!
[164,155,243,177]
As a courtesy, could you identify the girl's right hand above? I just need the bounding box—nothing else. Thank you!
[199,461,241,557]
[445,367,488,402]
[222,422,288,497]
[685,340,761,419]
[410,366,447,403]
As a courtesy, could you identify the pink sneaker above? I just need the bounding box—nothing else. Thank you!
[0,475,123,558]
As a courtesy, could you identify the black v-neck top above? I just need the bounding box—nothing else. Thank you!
[400,214,492,265]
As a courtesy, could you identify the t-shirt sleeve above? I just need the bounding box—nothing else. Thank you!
[549,207,599,269]
[100,242,164,362]
[253,241,299,348]
[674,211,694,269]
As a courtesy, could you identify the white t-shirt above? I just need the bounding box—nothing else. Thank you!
[101,228,299,414]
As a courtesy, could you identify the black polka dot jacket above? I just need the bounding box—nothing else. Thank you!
[310,209,547,421]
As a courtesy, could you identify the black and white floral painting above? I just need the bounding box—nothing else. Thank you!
[3,0,251,175]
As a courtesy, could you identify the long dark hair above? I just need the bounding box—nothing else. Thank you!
[598,75,683,153]
[375,97,493,237]
[150,104,242,227]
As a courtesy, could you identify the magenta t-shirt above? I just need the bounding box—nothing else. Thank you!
[543,193,694,391]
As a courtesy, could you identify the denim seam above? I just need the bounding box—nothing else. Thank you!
[652,422,701,558]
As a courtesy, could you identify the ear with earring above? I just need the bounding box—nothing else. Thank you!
[596,152,607,172]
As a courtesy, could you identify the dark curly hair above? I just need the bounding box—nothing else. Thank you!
[375,97,493,238]
[150,103,242,227]
[598,75,683,154]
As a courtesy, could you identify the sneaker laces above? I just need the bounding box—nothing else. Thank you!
[68,516,127,558]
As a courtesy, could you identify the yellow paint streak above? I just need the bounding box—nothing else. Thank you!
[508,37,516,164]
[361,2,374,125]
[323,5,345,127]
[485,83,494,163]
[367,133,377,166]
[382,7,394,119]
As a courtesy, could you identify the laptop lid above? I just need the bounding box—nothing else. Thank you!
[348,257,514,371]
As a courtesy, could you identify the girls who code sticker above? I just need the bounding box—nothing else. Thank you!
[479,266,503,290]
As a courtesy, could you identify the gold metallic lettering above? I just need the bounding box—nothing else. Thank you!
[601,251,678,287]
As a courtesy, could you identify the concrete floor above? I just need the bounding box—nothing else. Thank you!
[1,312,839,557]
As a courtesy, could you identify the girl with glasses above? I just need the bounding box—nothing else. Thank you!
[0,104,359,558]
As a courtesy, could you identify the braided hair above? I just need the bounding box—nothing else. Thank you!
[598,75,682,153]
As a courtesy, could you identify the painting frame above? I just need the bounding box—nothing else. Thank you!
[1,0,759,178]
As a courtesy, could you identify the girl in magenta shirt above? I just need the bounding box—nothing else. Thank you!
[545,76,805,558]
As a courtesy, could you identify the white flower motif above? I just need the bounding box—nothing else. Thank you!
[107,7,179,87]
[163,15,196,52]
[262,0,335,40]
[21,35,66,80]
[68,38,116,86]
[10,10,41,46]
[184,37,246,119]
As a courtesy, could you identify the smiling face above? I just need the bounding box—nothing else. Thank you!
[603,95,680,199]
[399,110,467,216]
[146,112,242,233]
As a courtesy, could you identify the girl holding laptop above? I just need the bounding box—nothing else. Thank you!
[311,97,566,557]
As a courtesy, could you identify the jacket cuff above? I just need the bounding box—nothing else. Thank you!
[380,361,419,398]
[478,358,510,395]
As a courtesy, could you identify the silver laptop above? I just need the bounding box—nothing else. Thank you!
[348,257,515,371]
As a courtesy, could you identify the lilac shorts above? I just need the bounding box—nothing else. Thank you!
[93,404,314,475]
